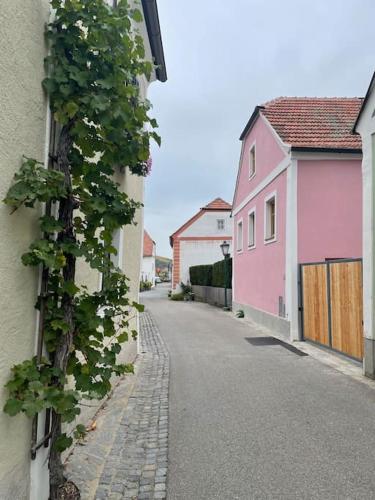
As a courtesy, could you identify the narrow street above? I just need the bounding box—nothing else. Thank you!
[144,284,375,500]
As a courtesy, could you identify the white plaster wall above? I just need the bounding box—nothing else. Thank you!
[0,2,50,499]
[142,256,156,284]
[180,240,233,285]
[180,211,233,238]
[356,88,375,344]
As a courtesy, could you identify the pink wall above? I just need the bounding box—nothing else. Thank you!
[233,171,287,316]
[234,115,286,207]
[298,159,362,263]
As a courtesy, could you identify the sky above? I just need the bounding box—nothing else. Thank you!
[145,0,375,258]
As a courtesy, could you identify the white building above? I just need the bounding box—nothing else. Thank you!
[142,230,156,286]
[170,198,233,290]
[354,70,375,379]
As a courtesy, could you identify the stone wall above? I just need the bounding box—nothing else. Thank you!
[192,285,232,308]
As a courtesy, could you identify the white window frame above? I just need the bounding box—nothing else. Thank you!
[217,218,225,231]
[236,218,243,252]
[264,191,277,244]
[248,207,256,249]
[249,141,256,180]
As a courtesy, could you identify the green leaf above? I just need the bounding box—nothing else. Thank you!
[73,424,86,440]
[132,8,143,23]
[4,399,23,416]
[65,101,79,119]
[50,319,70,334]
[53,434,73,452]
[132,302,144,313]
[117,332,128,343]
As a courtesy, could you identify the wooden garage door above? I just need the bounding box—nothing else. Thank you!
[301,259,363,360]
[330,261,363,360]
[301,263,330,346]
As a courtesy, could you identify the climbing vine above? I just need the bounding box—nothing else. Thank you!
[3,0,159,498]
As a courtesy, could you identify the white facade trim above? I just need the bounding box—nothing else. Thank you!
[232,155,291,216]
[285,159,299,340]
[247,206,256,249]
[291,151,362,161]
[260,113,291,153]
[357,100,375,343]
[236,218,243,253]
[263,190,277,244]
[248,140,256,180]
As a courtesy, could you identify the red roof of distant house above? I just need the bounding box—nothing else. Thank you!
[203,197,232,211]
[169,197,232,246]
[240,97,363,151]
[143,230,155,257]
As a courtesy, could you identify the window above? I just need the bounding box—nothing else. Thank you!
[265,194,276,242]
[237,220,243,251]
[249,144,256,179]
[248,209,256,248]
[217,219,225,231]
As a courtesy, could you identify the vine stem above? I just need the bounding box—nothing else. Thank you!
[49,122,77,500]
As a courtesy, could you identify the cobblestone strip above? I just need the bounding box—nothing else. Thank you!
[65,310,169,500]
[97,311,169,500]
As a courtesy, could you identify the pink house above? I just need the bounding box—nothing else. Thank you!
[232,97,363,340]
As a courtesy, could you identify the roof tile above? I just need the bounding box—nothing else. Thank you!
[143,230,155,257]
[261,97,363,150]
[203,198,232,210]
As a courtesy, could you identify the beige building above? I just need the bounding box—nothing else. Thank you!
[0,1,166,499]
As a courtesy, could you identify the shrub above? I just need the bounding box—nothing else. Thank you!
[189,264,213,286]
[140,280,152,292]
[236,309,244,318]
[170,292,184,301]
[180,282,192,294]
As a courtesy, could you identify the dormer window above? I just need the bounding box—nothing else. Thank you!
[249,143,256,179]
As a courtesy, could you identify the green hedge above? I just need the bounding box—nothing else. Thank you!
[189,258,232,289]
[212,258,232,289]
[189,264,212,286]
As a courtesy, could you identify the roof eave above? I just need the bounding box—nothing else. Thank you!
[239,105,265,141]
[202,207,232,212]
[291,146,362,154]
[353,71,375,133]
[141,0,167,82]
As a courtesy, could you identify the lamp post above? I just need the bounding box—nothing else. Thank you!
[220,240,230,311]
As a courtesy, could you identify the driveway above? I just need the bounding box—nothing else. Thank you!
[143,284,375,499]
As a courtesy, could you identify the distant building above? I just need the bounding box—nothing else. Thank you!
[170,198,233,290]
[156,256,172,281]
[142,230,156,285]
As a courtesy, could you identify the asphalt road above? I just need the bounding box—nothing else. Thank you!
[143,284,375,499]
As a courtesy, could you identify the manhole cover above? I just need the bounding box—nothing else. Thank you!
[245,337,308,357]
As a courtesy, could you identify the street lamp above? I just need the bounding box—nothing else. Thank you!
[220,241,230,310]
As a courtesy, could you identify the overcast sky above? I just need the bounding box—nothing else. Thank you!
[144,0,375,258]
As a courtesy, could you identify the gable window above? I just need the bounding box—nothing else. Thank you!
[248,208,256,248]
[237,220,243,252]
[264,193,276,243]
[249,143,256,179]
[217,219,225,231]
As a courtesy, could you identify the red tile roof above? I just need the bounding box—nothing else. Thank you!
[203,198,232,211]
[143,230,155,257]
[242,97,363,151]
[169,198,232,246]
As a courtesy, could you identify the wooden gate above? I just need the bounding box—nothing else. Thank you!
[300,259,363,360]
